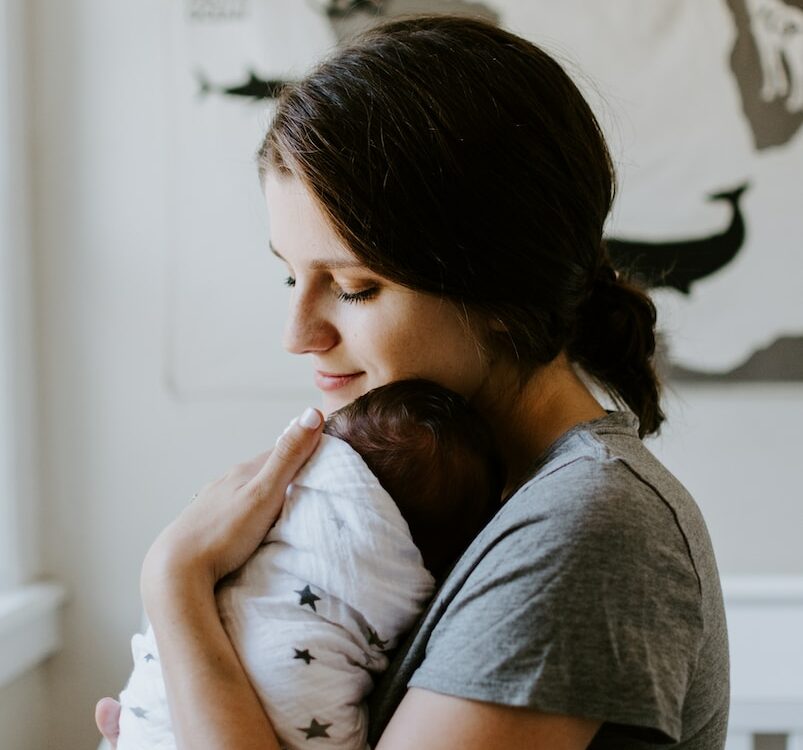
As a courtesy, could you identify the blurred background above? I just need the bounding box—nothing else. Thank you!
[1,1,801,748]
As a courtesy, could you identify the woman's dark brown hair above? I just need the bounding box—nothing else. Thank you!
[257,14,664,436]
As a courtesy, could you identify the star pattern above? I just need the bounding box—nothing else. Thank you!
[294,584,321,612]
[130,706,148,719]
[144,653,155,662]
[330,514,346,531]
[293,648,316,665]
[297,718,332,739]
[367,627,388,650]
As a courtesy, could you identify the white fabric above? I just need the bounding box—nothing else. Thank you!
[117,434,435,750]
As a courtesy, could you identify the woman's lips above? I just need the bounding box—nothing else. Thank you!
[314,371,364,392]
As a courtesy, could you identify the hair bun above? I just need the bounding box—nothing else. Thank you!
[570,264,665,437]
[593,263,618,290]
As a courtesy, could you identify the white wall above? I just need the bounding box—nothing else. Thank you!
[649,385,803,575]
[0,666,49,750]
[13,1,803,748]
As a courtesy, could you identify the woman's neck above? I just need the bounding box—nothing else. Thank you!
[476,353,607,500]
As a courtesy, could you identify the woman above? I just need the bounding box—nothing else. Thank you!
[97,15,728,749]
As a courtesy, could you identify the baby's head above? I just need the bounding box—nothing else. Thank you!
[323,379,505,581]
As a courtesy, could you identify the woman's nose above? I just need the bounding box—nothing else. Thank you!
[282,291,339,355]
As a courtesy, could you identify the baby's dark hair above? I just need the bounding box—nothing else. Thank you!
[323,379,505,581]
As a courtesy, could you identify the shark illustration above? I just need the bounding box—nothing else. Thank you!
[196,70,288,101]
[606,184,748,294]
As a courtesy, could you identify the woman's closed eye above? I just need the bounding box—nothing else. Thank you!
[335,285,379,303]
[282,275,379,304]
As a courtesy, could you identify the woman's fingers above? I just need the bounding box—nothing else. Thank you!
[142,407,325,595]
[226,411,320,486]
[95,697,121,747]
[249,407,323,495]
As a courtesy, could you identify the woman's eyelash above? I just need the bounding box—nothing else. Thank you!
[282,275,378,304]
[337,288,378,304]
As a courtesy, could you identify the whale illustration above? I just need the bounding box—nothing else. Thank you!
[605,183,748,294]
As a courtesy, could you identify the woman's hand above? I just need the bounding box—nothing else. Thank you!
[141,407,324,607]
[95,408,323,748]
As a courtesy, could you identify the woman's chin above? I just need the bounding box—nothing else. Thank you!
[320,378,371,415]
[321,392,354,417]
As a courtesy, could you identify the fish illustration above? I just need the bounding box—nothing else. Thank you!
[196,70,289,101]
[606,183,748,294]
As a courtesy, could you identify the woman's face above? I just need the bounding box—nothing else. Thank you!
[264,173,495,415]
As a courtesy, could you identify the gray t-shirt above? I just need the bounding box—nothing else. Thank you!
[367,411,729,748]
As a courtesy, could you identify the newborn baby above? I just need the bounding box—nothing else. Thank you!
[116,379,504,750]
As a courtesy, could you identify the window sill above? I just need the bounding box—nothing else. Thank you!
[0,582,66,689]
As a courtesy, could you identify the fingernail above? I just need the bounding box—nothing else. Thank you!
[298,407,321,430]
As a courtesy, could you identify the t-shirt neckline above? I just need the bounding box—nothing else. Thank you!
[502,410,640,503]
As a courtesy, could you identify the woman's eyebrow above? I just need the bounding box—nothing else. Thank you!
[268,241,364,270]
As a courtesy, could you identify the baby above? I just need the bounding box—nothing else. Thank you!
[116,379,504,750]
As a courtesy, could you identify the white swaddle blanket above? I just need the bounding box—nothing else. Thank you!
[118,434,436,750]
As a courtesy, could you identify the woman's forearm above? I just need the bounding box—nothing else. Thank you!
[131,414,323,750]
[147,573,282,750]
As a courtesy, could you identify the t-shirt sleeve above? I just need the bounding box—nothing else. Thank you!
[407,459,704,743]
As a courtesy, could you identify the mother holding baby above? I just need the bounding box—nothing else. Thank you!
[97,15,728,750]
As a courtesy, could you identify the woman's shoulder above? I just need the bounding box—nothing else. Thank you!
[510,409,688,515]
[451,412,699,590]
[500,410,717,596]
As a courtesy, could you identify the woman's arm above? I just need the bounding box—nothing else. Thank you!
[125,409,324,750]
[95,578,290,750]
[97,407,600,749]
[144,568,281,749]
[376,688,601,750]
